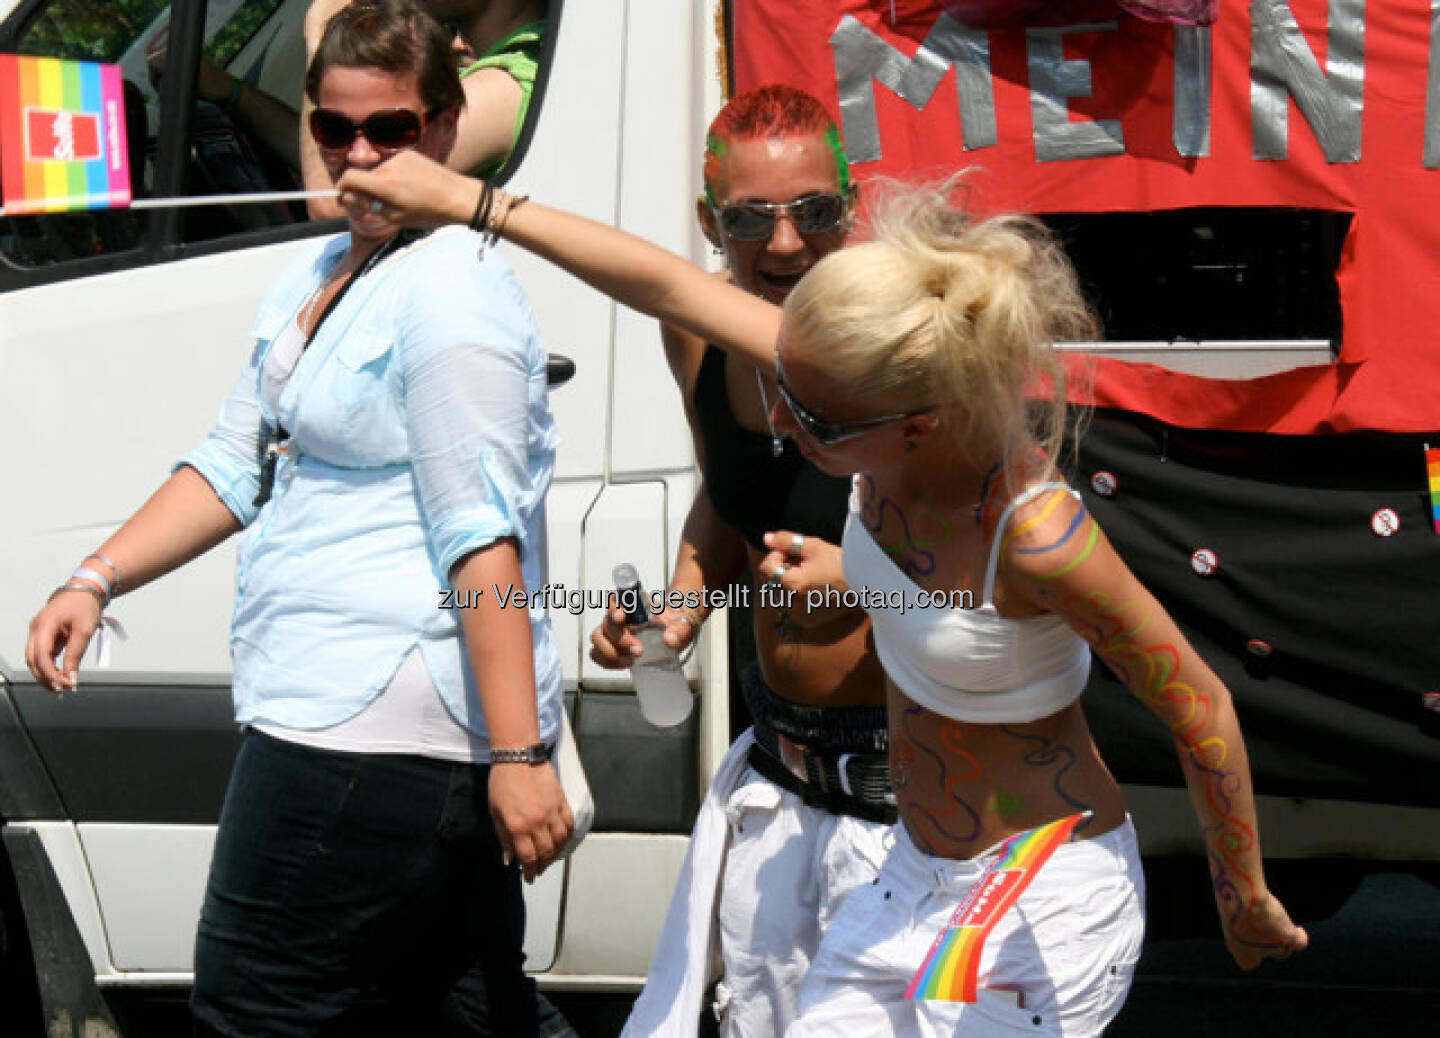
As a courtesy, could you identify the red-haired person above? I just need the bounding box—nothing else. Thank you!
[585,87,894,1036]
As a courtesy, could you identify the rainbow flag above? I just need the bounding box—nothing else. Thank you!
[905,812,1087,1003]
[1427,445,1440,535]
[0,54,131,214]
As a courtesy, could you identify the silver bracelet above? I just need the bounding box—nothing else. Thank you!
[89,552,122,593]
[52,582,107,608]
[489,742,551,765]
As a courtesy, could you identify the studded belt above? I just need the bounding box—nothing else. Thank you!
[746,733,897,825]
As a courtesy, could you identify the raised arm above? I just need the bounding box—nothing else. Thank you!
[335,151,783,370]
[590,487,748,668]
[301,0,354,219]
[1004,489,1308,971]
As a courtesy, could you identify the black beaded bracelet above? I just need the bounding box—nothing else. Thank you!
[488,193,527,248]
[469,181,496,236]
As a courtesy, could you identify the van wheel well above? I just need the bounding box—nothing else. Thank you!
[0,834,43,1035]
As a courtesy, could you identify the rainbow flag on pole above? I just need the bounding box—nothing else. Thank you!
[905,812,1087,1003]
[1426,445,1440,535]
[0,53,131,214]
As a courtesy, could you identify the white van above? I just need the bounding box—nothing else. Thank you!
[0,0,733,1028]
[6,0,1440,1032]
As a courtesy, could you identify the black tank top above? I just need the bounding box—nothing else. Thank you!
[693,346,850,551]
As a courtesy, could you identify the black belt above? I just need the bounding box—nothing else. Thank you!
[747,735,897,825]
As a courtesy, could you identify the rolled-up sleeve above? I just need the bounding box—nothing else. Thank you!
[399,262,543,582]
[177,341,265,527]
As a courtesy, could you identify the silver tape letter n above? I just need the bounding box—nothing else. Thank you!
[1251,0,1366,163]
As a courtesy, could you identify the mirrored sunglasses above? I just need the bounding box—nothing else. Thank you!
[309,107,430,151]
[714,192,848,242]
[774,364,921,446]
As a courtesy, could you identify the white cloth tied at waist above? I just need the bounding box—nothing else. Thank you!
[621,730,758,1037]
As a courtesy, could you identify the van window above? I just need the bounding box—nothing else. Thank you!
[1043,207,1348,347]
[1,0,299,274]
[2,0,556,282]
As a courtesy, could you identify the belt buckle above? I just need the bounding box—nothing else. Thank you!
[835,752,856,798]
[775,733,824,791]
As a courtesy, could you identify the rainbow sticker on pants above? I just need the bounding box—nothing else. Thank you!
[0,54,131,214]
[905,812,1087,1003]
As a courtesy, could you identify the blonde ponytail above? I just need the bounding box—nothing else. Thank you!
[783,177,1095,486]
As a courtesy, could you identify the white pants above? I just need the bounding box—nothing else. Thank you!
[712,765,892,1037]
[786,819,1145,1037]
[621,734,891,1038]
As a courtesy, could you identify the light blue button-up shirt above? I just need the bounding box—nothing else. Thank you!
[182,227,562,743]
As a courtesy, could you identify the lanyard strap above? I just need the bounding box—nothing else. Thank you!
[302,229,421,348]
[252,230,427,507]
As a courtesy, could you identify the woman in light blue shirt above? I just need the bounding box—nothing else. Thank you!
[25,3,573,1033]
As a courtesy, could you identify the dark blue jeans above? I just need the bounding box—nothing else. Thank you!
[191,730,574,1037]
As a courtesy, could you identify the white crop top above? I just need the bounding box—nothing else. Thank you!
[842,481,1092,724]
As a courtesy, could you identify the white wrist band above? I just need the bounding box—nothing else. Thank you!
[69,566,113,599]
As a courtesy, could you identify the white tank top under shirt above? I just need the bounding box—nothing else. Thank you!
[842,480,1092,725]
[253,318,488,762]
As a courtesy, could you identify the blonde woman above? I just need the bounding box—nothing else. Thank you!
[338,157,1308,1034]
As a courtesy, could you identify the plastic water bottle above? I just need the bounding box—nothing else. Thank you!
[612,563,694,728]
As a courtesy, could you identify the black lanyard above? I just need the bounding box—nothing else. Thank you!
[252,230,426,507]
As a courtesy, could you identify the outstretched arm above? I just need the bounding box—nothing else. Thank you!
[335,150,783,370]
[1006,490,1308,970]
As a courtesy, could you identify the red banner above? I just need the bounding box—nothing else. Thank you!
[731,0,1440,434]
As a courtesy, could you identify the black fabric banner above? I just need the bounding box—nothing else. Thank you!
[1074,410,1440,807]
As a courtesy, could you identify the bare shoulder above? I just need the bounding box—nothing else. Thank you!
[460,65,524,103]
[661,320,709,394]
[998,484,1100,584]
[663,272,738,393]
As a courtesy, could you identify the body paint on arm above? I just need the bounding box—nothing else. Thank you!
[1071,590,1277,951]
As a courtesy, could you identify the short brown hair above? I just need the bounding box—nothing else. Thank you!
[305,0,464,114]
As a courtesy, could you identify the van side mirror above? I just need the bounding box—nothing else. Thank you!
[546,354,576,387]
